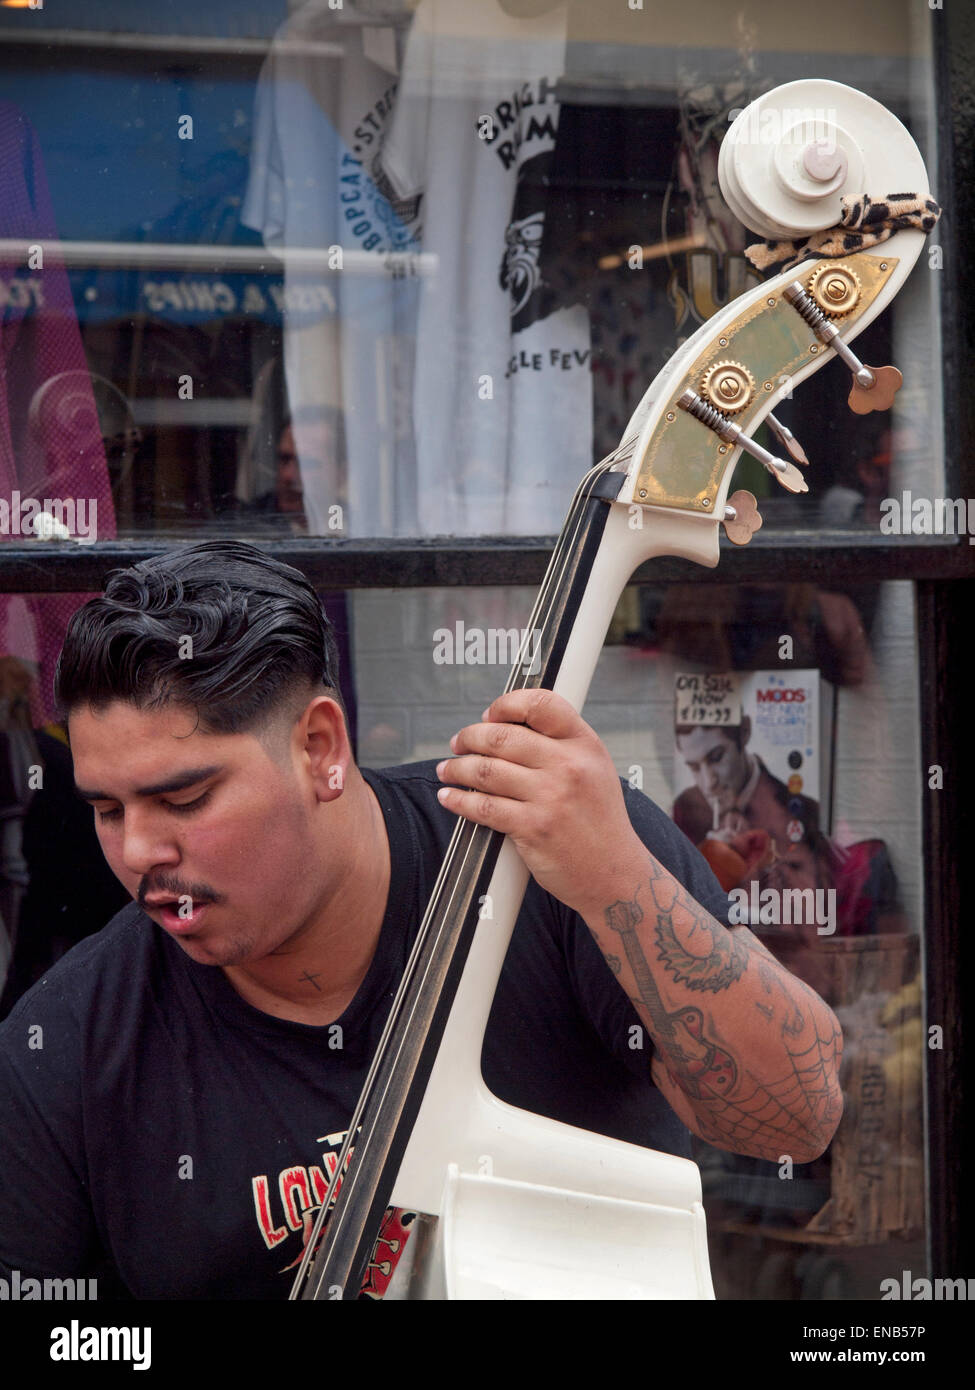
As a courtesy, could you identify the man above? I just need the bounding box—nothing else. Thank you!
[272,413,345,530]
[673,717,820,854]
[0,543,842,1298]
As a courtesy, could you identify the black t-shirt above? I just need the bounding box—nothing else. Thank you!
[0,760,730,1299]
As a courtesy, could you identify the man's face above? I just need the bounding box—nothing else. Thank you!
[275,425,305,516]
[69,700,323,968]
[276,419,344,522]
[677,727,749,813]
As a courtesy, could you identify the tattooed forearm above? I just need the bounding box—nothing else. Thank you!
[605,887,737,1098]
[594,862,843,1162]
[757,960,806,1037]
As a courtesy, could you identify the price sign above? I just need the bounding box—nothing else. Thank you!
[674,673,741,727]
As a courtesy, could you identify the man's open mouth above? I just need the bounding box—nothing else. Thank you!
[144,896,214,933]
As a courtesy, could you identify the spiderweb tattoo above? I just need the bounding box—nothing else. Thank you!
[603,873,843,1155]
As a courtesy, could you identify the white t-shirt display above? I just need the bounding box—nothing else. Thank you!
[380,0,593,536]
[242,1,422,536]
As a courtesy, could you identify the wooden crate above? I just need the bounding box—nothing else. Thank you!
[756,932,924,1246]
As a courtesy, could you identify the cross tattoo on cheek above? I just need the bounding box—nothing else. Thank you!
[299,971,323,992]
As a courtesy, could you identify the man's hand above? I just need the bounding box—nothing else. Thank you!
[436,689,648,920]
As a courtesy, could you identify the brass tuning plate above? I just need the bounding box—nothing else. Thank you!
[629,249,897,513]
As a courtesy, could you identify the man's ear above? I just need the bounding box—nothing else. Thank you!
[298,695,352,803]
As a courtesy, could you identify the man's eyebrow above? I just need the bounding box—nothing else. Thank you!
[74,766,224,803]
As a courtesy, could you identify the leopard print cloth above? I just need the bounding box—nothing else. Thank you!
[745,193,941,273]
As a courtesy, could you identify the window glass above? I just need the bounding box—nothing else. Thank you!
[0,0,942,541]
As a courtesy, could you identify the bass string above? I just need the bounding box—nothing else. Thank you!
[292,449,628,1298]
[341,450,625,1105]
[421,441,635,922]
[430,444,634,901]
[330,451,622,1109]
[292,445,633,1297]
[404,457,617,931]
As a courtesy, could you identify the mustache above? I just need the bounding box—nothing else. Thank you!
[138,874,224,909]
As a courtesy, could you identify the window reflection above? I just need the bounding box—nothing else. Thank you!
[0,1,940,539]
[648,577,924,1299]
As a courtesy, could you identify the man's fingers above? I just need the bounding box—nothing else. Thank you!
[480,688,586,741]
[435,783,523,835]
[437,753,534,803]
[449,717,548,768]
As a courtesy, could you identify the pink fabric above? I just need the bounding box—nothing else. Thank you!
[0,102,116,724]
[833,839,885,937]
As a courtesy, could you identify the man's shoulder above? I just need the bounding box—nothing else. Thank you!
[369,757,694,840]
[368,760,689,843]
[360,758,449,817]
[621,776,678,824]
[1,901,156,1032]
[363,757,442,788]
[620,779,711,861]
[363,757,723,917]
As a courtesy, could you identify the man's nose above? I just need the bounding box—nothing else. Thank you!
[120,810,180,878]
[278,454,300,486]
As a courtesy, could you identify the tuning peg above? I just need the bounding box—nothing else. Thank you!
[847,364,903,414]
[782,281,902,414]
[766,412,809,466]
[722,490,763,545]
[677,389,809,495]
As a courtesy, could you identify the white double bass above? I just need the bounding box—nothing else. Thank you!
[290,80,935,1301]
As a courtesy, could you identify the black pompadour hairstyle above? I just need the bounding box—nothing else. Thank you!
[54,541,343,735]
